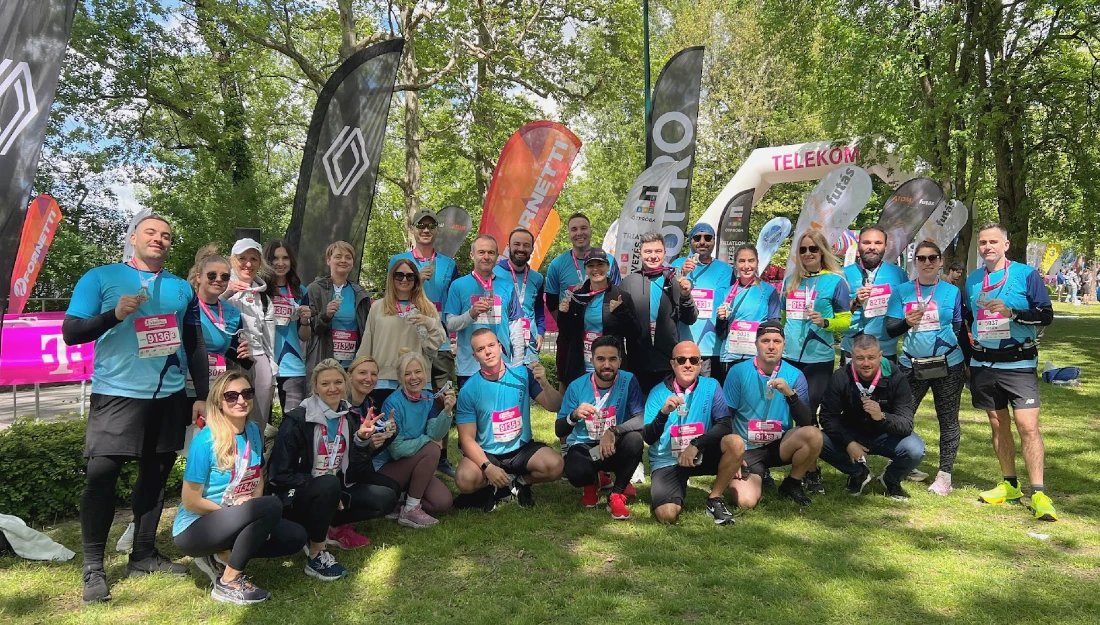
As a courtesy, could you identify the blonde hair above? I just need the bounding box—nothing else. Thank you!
[325,241,356,261]
[347,356,379,377]
[231,244,270,283]
[395,348,431,389]
[204,371,253,471]
[310,358,350,393]
[383,258,438,319]
[786,229,842,295]
[187,244,230,291]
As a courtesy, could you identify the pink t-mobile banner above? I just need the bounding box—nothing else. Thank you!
[0,312,94,385]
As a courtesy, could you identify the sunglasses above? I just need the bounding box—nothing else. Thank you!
[915,254,941,263]
[799,245,821,254]
[223,388,256,404]
[692,234,714,242]
[673,356,702,366]
[206,271,231,282]
[415,222,437,231]
[393,271,418,282]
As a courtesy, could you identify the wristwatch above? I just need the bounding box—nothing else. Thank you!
[823,318,830,328]
[480,460,492,474]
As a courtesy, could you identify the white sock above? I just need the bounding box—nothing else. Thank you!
[404,496,421,511]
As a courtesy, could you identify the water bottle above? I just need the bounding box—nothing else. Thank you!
[407,305,428,340]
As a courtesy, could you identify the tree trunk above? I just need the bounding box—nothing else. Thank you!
[400,5,422,237]
[471,3,496,206]
[336,0,358,61]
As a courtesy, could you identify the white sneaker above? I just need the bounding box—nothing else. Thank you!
[928,471,952,496]
[630,464,646,484]
[115,522,135,553]
[907,468,929,482]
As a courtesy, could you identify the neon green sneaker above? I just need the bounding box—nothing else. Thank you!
[1029,491,1058,522]
[978,481,1024,505]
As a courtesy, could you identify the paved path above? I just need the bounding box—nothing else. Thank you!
[0,383,88,430]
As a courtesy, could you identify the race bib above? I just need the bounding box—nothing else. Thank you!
[583,330,601,363]
[670,422,704,458]
[691,288,715,320]
[491,406,522,443]
[785,290,816,321]
[976,308,1011,341]
[332,330,358,361]
[522,317,532,343]
[865,285,892,318]
[273,296,296,326]
[585,405,617,439]
[747,419,783,445]
[726,320,759,356]
[134,314,181,358]
[313,435,347,477]
[650,320,657,343]
[186,354,227,392]
[222,464,261,506]
[470,295,502,325]
[904,301,940,333]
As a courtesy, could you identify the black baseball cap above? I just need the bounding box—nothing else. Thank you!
[756,320,784,338]
[584,248,610,265]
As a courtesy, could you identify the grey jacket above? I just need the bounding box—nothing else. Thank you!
[304,276,371,374]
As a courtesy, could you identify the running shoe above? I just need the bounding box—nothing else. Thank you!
[803,469,825,494]
[385,499,403,520]
[82,567,112,605]
[927,471,952,496]
[978,480,1024,505]
[115,522,135,553]
[777,478,812,506]
[125,550,189,578]
[623,482,637,498]
[1029,492,1058,522]
[516,481,536,508]
[762,468,775,489]
[598,471,613,490]
[607,492,630,520]
[327,524,370,549]
[398,504,440,529]
[704,497,735,526]
[581,484,600,508]
[304,549,348,581]
[846,463,873,496]
[194,554,225,586]
[212,572,270,605]
[908,468,929,482]
[437,459,458,479]
[878,473,910,500]
[630,464,645,484]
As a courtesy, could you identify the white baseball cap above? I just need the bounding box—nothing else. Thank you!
[231,238,262,255]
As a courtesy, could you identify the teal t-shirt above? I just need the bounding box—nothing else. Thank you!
[557,371,645,446]
[841,262,908,356]
[186,300,242,398]
[723,359,808,450]
[331,286,358,367]
[962,261,1050,370]
[886,279,964,368]
[173,422,263,536]
[273,285,306,378]
[644,376,728,472]
[671,257,733,356]
[781,271,850,364]
[717,280,782,363]
[455,366,543,456]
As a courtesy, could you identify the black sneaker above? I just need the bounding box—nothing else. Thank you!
[437,459,458,479]
[515,481,535,508]
[125,550,189,578]
[777,478,812,506]
[803,469,825,494]
[846,463,873,496]
[82,567,112,605]
[212,572,270,605]
[879,474,910,500]
[704,497,735,525]
[493,484,515,505]
[762,468,776,489]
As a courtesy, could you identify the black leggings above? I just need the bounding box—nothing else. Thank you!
[285,474,399,544]
[81,452,177,570]
[903,363,965,473]
[174,496,306,571]
[276,376,308,414]
[788,360,834,420]
[563,431,644,494]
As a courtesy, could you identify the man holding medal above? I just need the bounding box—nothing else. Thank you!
[556,335,646,519]
[818,335,924,500]
[671,223,733,383]
[723,322,819,508]
[494,228,546,364]
[63,214,208,604]
[962,223,1056,521]
[842,225,908,366]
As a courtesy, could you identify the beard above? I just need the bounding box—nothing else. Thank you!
[860,249,882,268]
[509,251,529,266]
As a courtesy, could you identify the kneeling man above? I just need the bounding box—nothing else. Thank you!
[645,341,745,526]
[724,321,820,507]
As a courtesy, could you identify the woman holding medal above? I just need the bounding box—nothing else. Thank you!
[305,241,372,373]
[223,238,277,426]
[264,240,312,413]
[358,259,446,405]
[268,359,399,581]
[715,245,782,379]
[173,372,308,605]
[186,247,252,413]
[885,240,965,496]
[374,350,456,528]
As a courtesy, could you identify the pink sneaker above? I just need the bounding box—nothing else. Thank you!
[385,500,403,520]
[928,471,952,496]
[326,524,371,549]
[398,504,439,529]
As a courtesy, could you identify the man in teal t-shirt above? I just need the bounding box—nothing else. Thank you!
[842,225,908,364]
[671,223,733,382]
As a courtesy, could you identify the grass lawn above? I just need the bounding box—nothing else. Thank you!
[3,303,1099,625]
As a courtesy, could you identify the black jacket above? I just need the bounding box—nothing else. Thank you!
[267,394,391,506]
[819,364,915,448]
[305,276,371,373]
[620,270,698,374]
[557,281,642,385]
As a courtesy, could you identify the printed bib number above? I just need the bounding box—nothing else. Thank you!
[747,419,784,445]
[785,290,817,321]
[670,422,704,458]
[585,406,617,439]
[583,331,601,363]
[976,309,1011,341]
[470,295,502,325]
[691,288,715,320]
[726,320,760,356]
[273,296,296,326]
[186,354,227,392]
[134,314,181,358]
[522,317,532,342]
[904,301,940,333]
[332,330,358,361]
[223,465,261,506]
[491,406,522,443]
[865,285,892,318]
[313,435,347,477]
